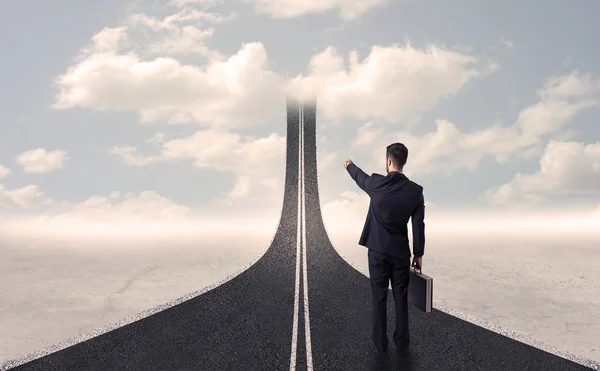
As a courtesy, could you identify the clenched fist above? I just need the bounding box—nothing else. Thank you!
[343,158,353,168]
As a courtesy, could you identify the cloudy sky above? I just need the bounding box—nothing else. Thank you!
[1,0,599,236]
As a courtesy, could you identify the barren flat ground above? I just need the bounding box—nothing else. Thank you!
[1,230,598,365]
[0,233,271,364]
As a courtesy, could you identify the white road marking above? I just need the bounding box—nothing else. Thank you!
[301,101,314,370]
[289,101,314,371]
[289,105,302,371]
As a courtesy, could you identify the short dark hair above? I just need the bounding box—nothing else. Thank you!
[386,143,408,168]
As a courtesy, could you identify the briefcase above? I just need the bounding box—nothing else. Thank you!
[408,262,433,313]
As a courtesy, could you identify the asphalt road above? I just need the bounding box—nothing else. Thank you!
[5,99,594,371]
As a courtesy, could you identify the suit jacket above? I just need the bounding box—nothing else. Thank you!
[346,163,425,259]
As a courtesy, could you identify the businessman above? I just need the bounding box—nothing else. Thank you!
[343,142,425,357]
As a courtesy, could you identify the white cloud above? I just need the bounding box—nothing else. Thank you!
[322,190,370,234]
[516,71,600,138]
[53,27,284,128]
[145,24,215,55]
[0,188,280,238]
[126,5,235,56]
[169,0,220,7]
[88,26,125,53]
[108,146,159,166]
[352,70,600,177]
[0,165,10,178]
[16,148,68,174]
[315,129,338,173]
[500,38,514,48]
[323,190,369,217]
[0,184,52,208]
[540,70,600,99]
[319,70,600,218]
[147,132,165,144]
[286,44,481,123]
[484,140,600,205]
[129,0,235,33]
[385,119,533,176]
[317,149,337,173]
[242,0,392,20]
[133,7,233,27]
[349,119,531,178]
[61,191,191,221]
[165,130,286,203]
[351,121,381,148]
[54,14,487,127]
[110,129,287,203]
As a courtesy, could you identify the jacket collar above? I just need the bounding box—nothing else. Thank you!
[386,171,407,179]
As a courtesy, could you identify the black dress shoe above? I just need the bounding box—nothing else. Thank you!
[372,348,389,369]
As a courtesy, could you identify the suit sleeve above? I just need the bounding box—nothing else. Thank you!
[411,191,425,257]
[345,163,373,194]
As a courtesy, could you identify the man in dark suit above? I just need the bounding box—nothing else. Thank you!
[343,142,425,357]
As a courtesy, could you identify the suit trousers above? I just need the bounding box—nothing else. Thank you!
[367,248,411,353]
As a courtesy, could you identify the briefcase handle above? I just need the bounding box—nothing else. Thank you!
[411,259,422,274]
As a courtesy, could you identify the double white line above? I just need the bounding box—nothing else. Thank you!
[289,102,314,371]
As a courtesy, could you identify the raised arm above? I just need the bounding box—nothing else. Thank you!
[411,192,425,257]
[345,161,372,194]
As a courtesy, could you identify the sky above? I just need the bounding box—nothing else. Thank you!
[0,0,599,237]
